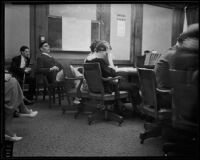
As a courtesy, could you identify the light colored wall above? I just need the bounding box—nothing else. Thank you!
[110,4,131,60]
[142,4,173,55]
[5,4,30,59]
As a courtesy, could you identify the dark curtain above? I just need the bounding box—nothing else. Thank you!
[171,8,184,46]
[187,6,199,25]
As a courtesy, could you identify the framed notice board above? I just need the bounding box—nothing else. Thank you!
[48,16,100,51]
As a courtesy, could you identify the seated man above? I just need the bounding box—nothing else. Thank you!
[85,40,141,113]
[5,70,38,141]
[10,46,36,101]
[36,41,65,83]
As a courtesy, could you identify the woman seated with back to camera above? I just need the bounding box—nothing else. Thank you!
[84,40,141,114]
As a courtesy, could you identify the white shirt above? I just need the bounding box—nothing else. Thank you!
[20,55,26,68]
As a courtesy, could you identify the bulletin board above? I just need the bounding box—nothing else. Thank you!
[110,4,131,61]
[48,16,100,51]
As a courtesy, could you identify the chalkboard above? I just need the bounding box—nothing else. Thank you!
[48,16,100,51]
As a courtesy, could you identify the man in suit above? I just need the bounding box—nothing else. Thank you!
[36,41,65,83]
[10,46,36,101]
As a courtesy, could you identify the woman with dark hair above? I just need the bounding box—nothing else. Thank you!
[85,40,141,113]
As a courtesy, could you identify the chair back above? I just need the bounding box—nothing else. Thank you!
[170,69,198,132]
[138,68,158,119]
[169,69,195,87]
[83,63,105,94]
[172,84,198,132]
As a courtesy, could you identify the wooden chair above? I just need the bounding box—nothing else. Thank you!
[83,63,128,126]
[35,73,67,108]
[62,76,90,118]
[138,68,171,144]
[1,140,14,158]
[163,70,198,156]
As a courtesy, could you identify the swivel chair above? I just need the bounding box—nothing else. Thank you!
[163,69,198,156]
[138,68,171,143]
[83,63,128,126]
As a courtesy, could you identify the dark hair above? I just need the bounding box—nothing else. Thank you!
[39,41,48,49]
[144,50,150,54]
[90,40,100,52]
[20,46,29,52]
[95,40,112,52]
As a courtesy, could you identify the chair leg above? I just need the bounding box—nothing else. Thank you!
[107,110,124,126]
[48,89,52,108]
[88,110,104,125]
[43,88,46,100]
[62,96,71,114]
[74,103,85,119]
[58,87,61,106]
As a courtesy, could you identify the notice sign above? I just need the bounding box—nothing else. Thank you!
[117,14,126,37]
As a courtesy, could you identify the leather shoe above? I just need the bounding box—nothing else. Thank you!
[5,134,23,141]
[13,110,20,118]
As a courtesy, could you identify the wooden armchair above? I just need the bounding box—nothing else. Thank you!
[83,63,128,126]
[35,73,67,108]
[163,69,198,156]
[62,76,89,118]
[1,140,14,158]
[138,68,171,143]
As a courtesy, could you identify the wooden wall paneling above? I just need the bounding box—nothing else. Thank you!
[171,8,184,46]
[96,4,111,42]
[130,4,143,66]
[35,5,49,58]
[30,5,36,64]
[30,5,49,61]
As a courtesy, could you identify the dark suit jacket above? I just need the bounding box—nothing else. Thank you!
[36,53,64,83]
[10,55,30,83]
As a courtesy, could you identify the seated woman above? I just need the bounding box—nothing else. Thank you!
[85,40,141,114]
[5,70,38,141]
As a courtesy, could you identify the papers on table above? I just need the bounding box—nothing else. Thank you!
[115,67,137,73]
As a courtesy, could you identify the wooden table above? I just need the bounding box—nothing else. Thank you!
[116,67,139,84]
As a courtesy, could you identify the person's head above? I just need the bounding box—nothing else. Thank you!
[90,40,100,53]
[144,50,150,56]
[39,41,50,53]
[176,23,199,47]
[20,46,30,59]
[95,40,112,53]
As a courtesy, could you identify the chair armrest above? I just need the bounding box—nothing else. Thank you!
[156,88,171,93]
[64,77,84,81]
[101,76,123,82]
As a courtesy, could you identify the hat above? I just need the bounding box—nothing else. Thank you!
[39,41,48,49]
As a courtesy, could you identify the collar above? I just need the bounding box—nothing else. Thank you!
[42,52,52,58]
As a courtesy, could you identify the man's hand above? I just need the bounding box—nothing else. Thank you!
[50,66,59,72]
[24,67,31,73]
